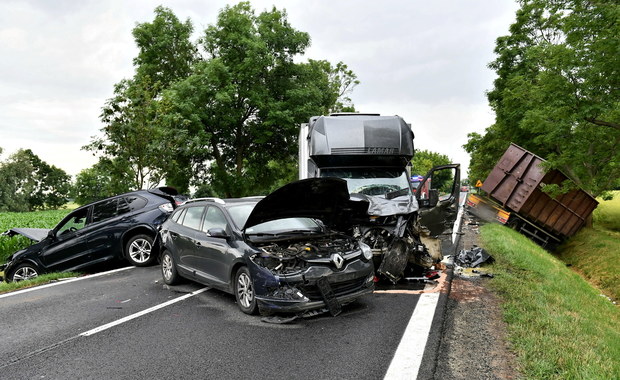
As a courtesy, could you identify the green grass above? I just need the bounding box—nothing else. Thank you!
[0,272,81,294]
[554,191,620,302]
[481,223,620,379]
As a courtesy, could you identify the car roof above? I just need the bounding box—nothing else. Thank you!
[180,196,265,208]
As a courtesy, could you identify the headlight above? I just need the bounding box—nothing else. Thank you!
[358,241,372,260]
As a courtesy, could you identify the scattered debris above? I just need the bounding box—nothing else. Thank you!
[261,315,299,324]
[456,246,494,268]
[599,294,617,305]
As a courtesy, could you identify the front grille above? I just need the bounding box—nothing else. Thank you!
[302,277,367,301]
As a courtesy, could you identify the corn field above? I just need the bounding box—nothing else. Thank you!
[0,209,69,263]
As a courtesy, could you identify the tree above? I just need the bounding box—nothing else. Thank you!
[159,3,357,197]
[411,149,452,176]
[466,0,620,197]
[73,159,133,205]
[87,4,358,196]
[85,6,196,192]
[0,149,71,211]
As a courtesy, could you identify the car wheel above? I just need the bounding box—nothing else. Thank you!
[234,266,257,315]
[9,263,39,282]
[161,251,181,285]
[126,234,156,267]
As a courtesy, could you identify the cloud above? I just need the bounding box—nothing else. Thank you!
[0,0,518,178]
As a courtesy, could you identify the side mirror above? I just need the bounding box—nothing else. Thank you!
[207,228,228,239]
[418,190,439,208]
[47,230,56,240]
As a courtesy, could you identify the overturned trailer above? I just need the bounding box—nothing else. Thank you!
[469,143,598,249]
[299,113,460,282]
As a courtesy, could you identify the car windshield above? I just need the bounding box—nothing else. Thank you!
[227,204,321,234]
[321,168,412,198]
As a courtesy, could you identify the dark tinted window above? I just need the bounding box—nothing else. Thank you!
[182,206,205,230]
[117,198,131,215]
[92,198,119,223]
[125,196,147,211]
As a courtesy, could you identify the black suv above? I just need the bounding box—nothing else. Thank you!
[158,178,375,316]
[2,187,178,282]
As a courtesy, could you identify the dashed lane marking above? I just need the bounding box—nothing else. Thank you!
[80,287,209,337]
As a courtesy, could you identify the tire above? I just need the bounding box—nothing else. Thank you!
[161,250,181,285]
[125,234,156,267]
[9,263,39,282]
[234,266,257,315]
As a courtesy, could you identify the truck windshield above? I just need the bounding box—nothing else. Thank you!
[321,168,412,197]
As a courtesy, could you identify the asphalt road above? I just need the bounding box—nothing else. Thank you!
[0,266,424,379]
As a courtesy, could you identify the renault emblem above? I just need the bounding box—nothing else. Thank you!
[331,253,344,269]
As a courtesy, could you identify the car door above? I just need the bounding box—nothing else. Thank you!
[40,206,93,272]
[175,205,206,277]
[85,197,123,263]
[194,206,234,286]
[416,164,461,238]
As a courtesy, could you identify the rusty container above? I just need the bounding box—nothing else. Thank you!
[481,143,598,239]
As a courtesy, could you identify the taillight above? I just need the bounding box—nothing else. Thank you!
[159,203,174,213]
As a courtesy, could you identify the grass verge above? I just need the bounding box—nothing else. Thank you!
[0,272,81,294]
[481,223,620,379]
[554,192,620,302]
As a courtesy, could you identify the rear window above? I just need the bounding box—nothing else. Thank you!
[171,208,185,223]
[124,196,148,211]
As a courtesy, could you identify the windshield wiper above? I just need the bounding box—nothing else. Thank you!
[246,232,280,237]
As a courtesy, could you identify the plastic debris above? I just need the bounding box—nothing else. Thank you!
[455,246,494,268]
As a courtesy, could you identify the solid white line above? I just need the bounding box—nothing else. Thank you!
[0,266,134,299]
[383,292,440,380]
[79,287,209,337]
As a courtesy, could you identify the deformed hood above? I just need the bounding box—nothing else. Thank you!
[243,178,369,230]
[2,228,51,242]
[350,193,419,216]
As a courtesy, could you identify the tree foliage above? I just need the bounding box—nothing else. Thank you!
[411,149,452,176]
[73,159,133,205]
[0,149,71,212]
[86,3,358,197]
[465,0,620,197]
[85,6,196,192]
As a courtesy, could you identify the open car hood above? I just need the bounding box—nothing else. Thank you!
[2,228,51,242]
[243,178,369,230]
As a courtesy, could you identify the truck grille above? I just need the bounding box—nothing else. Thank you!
[331,147,397,155]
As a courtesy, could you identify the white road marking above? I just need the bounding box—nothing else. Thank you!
[80,287,209,337]
[0,266,134,299]
[384,191,466,379]
[383,292,440,380]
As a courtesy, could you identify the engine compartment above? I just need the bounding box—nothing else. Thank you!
[252,234,359,275]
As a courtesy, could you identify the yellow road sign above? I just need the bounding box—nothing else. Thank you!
[475,180,483,188]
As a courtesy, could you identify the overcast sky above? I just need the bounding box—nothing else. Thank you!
[0,0,519,179]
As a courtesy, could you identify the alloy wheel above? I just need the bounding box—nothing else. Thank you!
[12,266,38,282]
[236,272,254,308]
[162,254,173,281]
[129,238,152,264]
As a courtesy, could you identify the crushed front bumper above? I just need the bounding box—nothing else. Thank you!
[253,259,375,315]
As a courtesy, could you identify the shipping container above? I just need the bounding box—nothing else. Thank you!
[480,143,598,245]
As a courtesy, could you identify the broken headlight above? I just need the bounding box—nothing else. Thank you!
[358,241,372,261]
